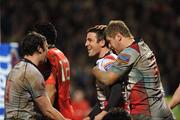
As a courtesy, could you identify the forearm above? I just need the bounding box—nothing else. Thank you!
[104,83,125,111]
[45,84,56,104]
[92,66,119,85]
[93,67,107,84]
[44,106,66,120]
[36,96,66,120]
[169,85,180,109]
[94,110,108,120]
[88,103,102,119]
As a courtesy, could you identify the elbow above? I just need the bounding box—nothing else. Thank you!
[52,89,57,97]
[43,110,51,117]
[42,105,52,114]
[100,72,118,86]
[50,89,57,104]
[102,80,114,86]
[47,87,57,104]
[101,76,117,86]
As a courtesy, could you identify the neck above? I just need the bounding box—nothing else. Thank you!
[48,44,55,48]
[123,37,135,49]
[98,47,110,58]
[24,54,40,66]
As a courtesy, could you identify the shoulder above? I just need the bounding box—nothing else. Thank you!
[25,62,43,80]
[48,48,64,55]
[103,53,117,64]
[104,53,117,60]
[116,47,140,65]
[48,48,67,59]
[97,53,117,71]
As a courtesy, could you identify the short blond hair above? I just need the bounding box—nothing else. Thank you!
[105,20,133,38]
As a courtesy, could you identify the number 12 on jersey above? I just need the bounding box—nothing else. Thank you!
[59,60,70,82]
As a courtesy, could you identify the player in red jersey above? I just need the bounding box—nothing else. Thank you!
[34,23,74,119]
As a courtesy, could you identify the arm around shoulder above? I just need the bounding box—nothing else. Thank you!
[92,66,120,85]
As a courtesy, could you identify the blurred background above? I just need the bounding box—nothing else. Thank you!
[1,0,180,119]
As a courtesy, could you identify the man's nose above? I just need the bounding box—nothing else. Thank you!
[85,41,88,47]
[108,43,111,48]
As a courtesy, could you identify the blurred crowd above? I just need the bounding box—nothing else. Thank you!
[1,0,180,107]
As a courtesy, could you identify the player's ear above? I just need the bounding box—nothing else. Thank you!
[37,45,42,54]
[100,39,106,47]
[116,33,122,42]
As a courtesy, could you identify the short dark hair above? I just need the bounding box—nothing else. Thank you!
[87,25,108,47]
[33,23,57,45]
[19,32,46,57]
[102,108,131,120]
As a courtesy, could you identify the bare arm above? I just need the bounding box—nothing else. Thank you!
[92,66,120,85]
[35,95,66,120]
[94,111,108,120]
[169,84,180,109]
[46,84,56,104]
[45,73,57,104]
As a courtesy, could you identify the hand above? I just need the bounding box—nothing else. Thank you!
[96,58,104,66]
[95,25,107,30]
[96,58,105,71]
[92,66,99,75]
[94,111,108,120]
[83,116,90,120]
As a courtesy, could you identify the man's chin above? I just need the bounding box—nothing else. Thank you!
[89,53,99,59]
[40,58,47,63]
[88,52,91,56]
[88,53,94,57]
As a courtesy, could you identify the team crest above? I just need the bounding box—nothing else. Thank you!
[116,53,130,64]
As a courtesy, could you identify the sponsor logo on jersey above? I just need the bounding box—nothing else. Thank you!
[117,53,130,64]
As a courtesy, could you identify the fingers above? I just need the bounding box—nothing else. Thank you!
[94,25,107,30]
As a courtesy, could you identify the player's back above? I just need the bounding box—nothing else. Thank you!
[47,47,70,83]
[127,40,174,119]
[46,47,74,119]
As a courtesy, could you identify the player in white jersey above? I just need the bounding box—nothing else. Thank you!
[85,25,128,120]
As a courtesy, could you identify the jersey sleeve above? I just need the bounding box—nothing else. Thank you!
[26,64,46,99]
[96,54,117,71]
[109,48,140,76]
[104,83,125,111]
[96,58,106,71]
[46,50,58,84]
[88,103,101,119]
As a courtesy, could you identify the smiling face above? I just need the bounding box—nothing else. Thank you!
[85,32,103,57]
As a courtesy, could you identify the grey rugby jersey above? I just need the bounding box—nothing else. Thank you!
[5,60,46,120]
